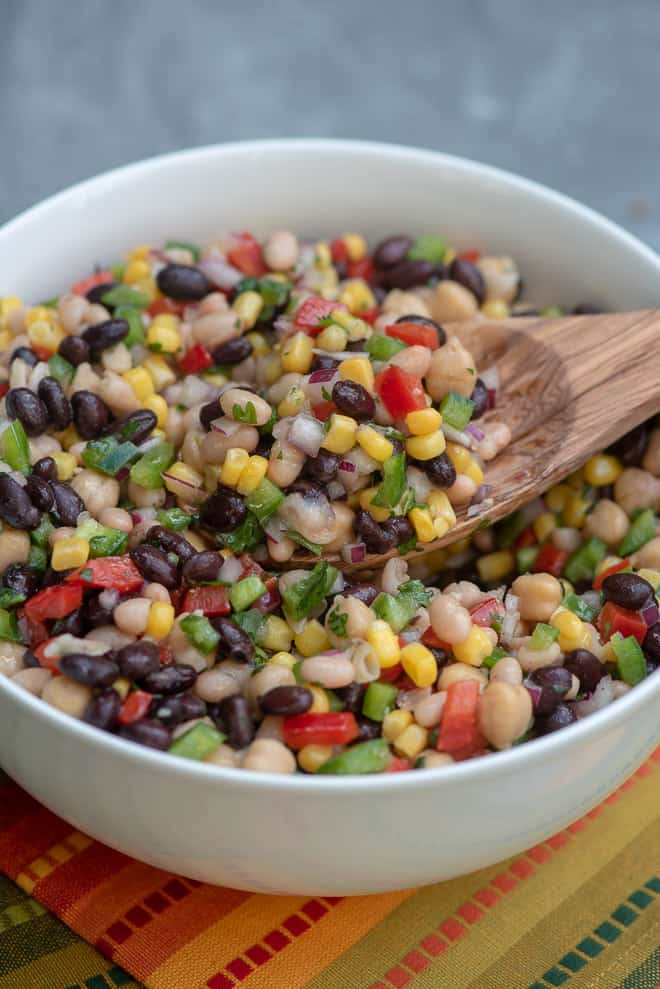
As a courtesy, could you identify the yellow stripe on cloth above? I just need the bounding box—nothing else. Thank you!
[16,831,93,894]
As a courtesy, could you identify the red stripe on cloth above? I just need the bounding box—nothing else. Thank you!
[492,872,518,893]
[30,842,130,913]
[457,901,483,924]
[207,974,235,989]
[385,965,412,987]
[527,844,552,864]
[510,858,535,879]
[244,944,271,966]
[0,807,73,878]
[226,957,253,981]
[263,930,289,952]
[402,950,431,973]
[547,832,569,850]
[474,886,499,908]
[439,917,466,941]
[420,934,446,956]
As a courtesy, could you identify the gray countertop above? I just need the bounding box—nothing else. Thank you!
[1,0,658,250]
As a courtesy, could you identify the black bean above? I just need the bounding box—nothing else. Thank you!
[470,378,489,419]
[528,665,573,716]
[310,354,340,373]
[32,456,57,481]
[381,515,415,548]
[212,616,255,663]
[610,423,649,467]
[5,388,49,437]
[345,338,369,352]
[25,474,54,511]
[104,408,156,445]
[255,433,274,458]
[413,453,456,488]
[536,703,577,735]
[260,685,313,716]
[394,313,448,347]
[82,318,129,359]
[373,235,413,270]
[140,664,197,695]
[219,695,255,748]
[130,544,179,589]
[573,303,604,315]
[10,346,38,367]
[84,688,121,731]
[41,566,67,588]
[212,337,253,365]
[58,335,90,367]
[56,607,86,636]
[449,258,486,305]
[85,280,116,305]
[119,718,172,750]
[182,550,222,583]
[429,647,450,670]
[83,589,119,628]
[354,510,395,554]
[23,650,41,668]
[147,525,196,564]
[2,563,41,598]
[59,652,119,687]
[334,682,365,714]
[288,479,325,499]
[116,640,160,680]
[342,581,379,606]
[563,649,605,694]
[331,379,375,421]
[0,475,41,530]
[199,485,247,532]
[71,390,111,439]
[642,622,660,661]
[199,398,223,431]
[356,716,381,742]
[49,480,84,526]
[152,692,206,726]
[157,264,210,301]
[382,259,435,290]
[302,449,340,484]
[602,572,655,611]
[37,376,72,431]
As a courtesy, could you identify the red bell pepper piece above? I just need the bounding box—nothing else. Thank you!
[375,366,427,419]
[597,601,647,645]
[513,526,537,550]
[32,345,56,362]
[33,638,62,673]
[531,544,568,577]
[330,238,349,264]
[312,400,337,422]
[239,553,264,578]
[437,680,484,756]
[24,584,83,623]
[19,611,50,649]
[227,232,267,277]
[282,712,359,750]
[378,663,403,683]
[253,576,281,614]
[385,321,440,350]
[65,556,143,593]
[360,306,379,325]
[71,271,114,297]
[179,343,213,374]
[421,628,452,651]
[593,557,631,591]
[148,297,187,318]
[159,641,174,666]
[469,596,503,628]
[386,756,411,773]
[0,383,9,399]
[118,690,153,725]
[458,249,480,263]
[293,296,347,335]
[346,257,375,281]
[181,585,231,617]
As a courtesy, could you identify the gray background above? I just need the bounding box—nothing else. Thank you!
[2,0,658,250]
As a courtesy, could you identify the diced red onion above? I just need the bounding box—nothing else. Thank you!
[642,602,660,626]
[264,517,286,543]
[480,366,500,391]
[99,588,120,610]
[273,315,293,335]
[523,680,543,709]
[396,687,431,710]
[441,423,475,448]
[162,383,183,404]
[304,370,339,404]
[341,542,366,564]
[287,414,324,457]
[573,675,615,718]
[161,469,206,504]
[181,375,213,407]
[312,349,368,360]
[326,480,345,500]
[466,503,484,518]
[466,423,485,442]
[218,555,243,584]
[471,484,492,506]
[338,460,356,473]
[131,507,157,524]
[330,571,345,594]
[198,256,243,291]
[487,389,497,410]
[308,368,337,384]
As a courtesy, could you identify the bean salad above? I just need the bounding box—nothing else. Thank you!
[0,230,658,774]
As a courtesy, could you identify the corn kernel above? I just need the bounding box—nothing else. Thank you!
[314,241,332,268]
[463,458,484,486]
[406,408,443,435]
[142,393,168,428]
[260,616,293,652]
[343,233,367,262]
[338,280,376,315]
[476,549,515,583]
[128,244,150,261]
[433,517,451,538]
[534,512,557,543]
[308,685,329,713]
[146,322,180,355]
[409,507,436,544]
[443,247,457,265]
[550,609,586,652]
[278,385,306,418]
[316,324,348,352]
[452,626,492,667]
[25,305,54,327]
[246,331,270,357]
[321,413,358,455]
[51,537,89,571]
[163,461,203,493]
[393,723,428,759]
[563,493,591,528]
[221,448,251,487]
[566,468,584,490]
[27,319,63,352]
[263,354,283,385]
[236,455,269,495]
[113,678,131,700]
[359,486,391,523]
[122,367,154,401]
[367,619,401,668]
[428,490,456,526]
[445,440,471,473]
[638,568,660,590]
[583,454,623,487]
[204,464,223,491]
[338,356,374,391]
[382,709,413,742]
[123,258,151,283]
[144,355,176,390]
[298,744,333,773]
[281,331,313,374]
[52,451,76,480]
[295,619,330,657]
[146,601,175,639]
[481,299,510,319]
[447,536,472,556]
[270,650,296,670]
[0,330,10,350]
[406,431,446,461]
[595,555,622,578]
[317,268,339,299]
[330,309,371,341]
[134,277,159,303]
[545,484,572,513]
[231,290,264,331]
[400,642,438,686]
[356,425,393,463]
[0,296,22,322]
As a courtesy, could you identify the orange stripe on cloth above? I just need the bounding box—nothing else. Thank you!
[27,839,131,913]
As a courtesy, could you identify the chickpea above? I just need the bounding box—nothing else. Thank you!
[101,342,132,373]
[438,662,486,691]
[511,573,562,622]
[0,641,27,677]
[476,421,511,462]
[0,528,30,572]
[413,690,446,727]
[165,406,187,447]
[241,738,297,774]
[551,527,582,553]
[180,429,205,473]
[614,468,660,514]
[325,595,374,646]
[87,625,134,650]
[191,310,241,349]
[263,230,299,271]
[390,345,432,378]
[97,372,141,414]
[425,336,478,400]
[198,291,229,316]
[632,536,660,570]
[245,664,296,714]
[418,750,454,769]
[267,371,305,406]
[478,681,531,749]
[142,582,171,604]
[268,533,296,563]
[58,292,88,333]
[98,507,133,532]
[167,615,212,673]
[322,503,356,555]
[490,656,523,685]
[29,434,61,463]
[42,676,92,719]
[221,388,272,427]
[69,362,102,396]
[381,289,432,319]
[476,256,520,304]
[71,469,120,517]
[300,651,355,689]
[642,428,660,476]
[429,592,472,644]
[113,598,152,637]
[83,302,111,326]
[49,526,75,546]
[447,473,478,506]
[204,743,241,768]
[443,581,483,609]
[194,660,252,703]
[201,422,260,464]
[267,439,305,487]
[583,499,629,546]
[127,479,166,509]
[428,280,479,323]
[12,667,52,696]
[516,639,562,672]
[256,714,285,742]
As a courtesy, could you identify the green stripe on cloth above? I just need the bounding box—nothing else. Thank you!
[616,945,660,989]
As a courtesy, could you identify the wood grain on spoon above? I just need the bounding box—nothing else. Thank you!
[293,309,660,571]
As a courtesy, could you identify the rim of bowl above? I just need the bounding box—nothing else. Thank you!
[0,138,658,794]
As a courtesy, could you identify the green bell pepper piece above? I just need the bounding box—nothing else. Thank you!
[30,514,54,548]
[114,305,145,347]
[407,235,447,265]
[0,588,26,608]
[618,508,656,557]
[27,546,47,571]
[156,507,195,530]
[101,284,150,309]
[516,546,539,574]
[245,477,284,523]
[47,353,75,385]
[168,722,225,760]
[0,608,20,642]
[229,575,267,613]
[0,421,31,474]
[563,537,606,584]
[362,682,398,721]
[562,592,601,622]
[129,442,175,489]
[89,527,128,558]
[610,632,647,686]
[317,739,391,775]
[439,391,475,431]
[372,452,406,509]
[366,333,406,361]
[482,646,507,670]
[179,614,220,655]
[82,437,140,476]
[529,622,560,650]
[165,239,201,261]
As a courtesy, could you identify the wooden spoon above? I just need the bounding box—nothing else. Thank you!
[292,308,660,572]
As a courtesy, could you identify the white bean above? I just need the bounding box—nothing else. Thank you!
[414,691,447,727]
[220,388,272,426]
[300,652,355,689]
[241,738,296,774]
[0,642,27,677]
[0,528,30,572]
[98,507,133,532]
[429,593,472,644]
[11,667,52,696]
[113,598,152,637]
[478,681,532,749]
[71,469,120,517]
[195,660,252,703]
[42,676,92,718]
[263,230,299,271]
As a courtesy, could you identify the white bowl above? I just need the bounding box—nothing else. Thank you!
[0,141,659,896]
